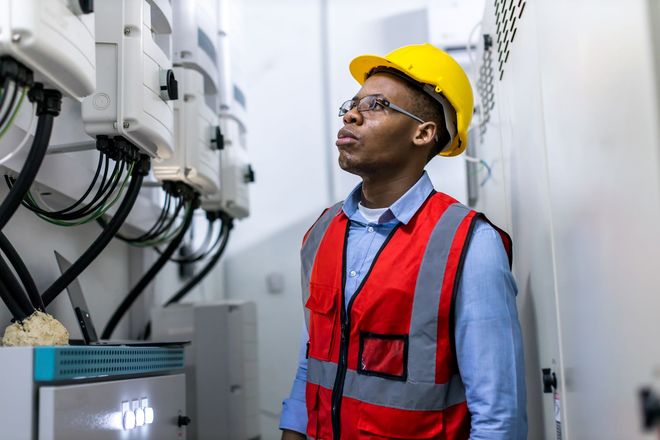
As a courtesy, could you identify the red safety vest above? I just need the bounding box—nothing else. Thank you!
[300,191,512,440]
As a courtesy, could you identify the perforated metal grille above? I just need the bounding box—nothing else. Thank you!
[34,346,185,381]
[494,0,527,80]
[477,34,495,139]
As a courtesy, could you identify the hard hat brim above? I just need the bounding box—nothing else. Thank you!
[350,55,414,86]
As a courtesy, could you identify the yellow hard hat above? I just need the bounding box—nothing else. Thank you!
[349,43,473,157]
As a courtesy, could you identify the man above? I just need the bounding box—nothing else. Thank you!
[280,43,527,440]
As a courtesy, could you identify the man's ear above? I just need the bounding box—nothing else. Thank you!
[413,121,437,147]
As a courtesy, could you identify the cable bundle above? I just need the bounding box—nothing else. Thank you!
[101,189,200,339]
[5,150,134,226]
[141,212,234,339]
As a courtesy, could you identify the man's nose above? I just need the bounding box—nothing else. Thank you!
[342,107,363,125]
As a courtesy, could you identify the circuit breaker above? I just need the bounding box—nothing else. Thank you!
[153,66,221,195]
[82,0,177,159]
[0,0,96,99]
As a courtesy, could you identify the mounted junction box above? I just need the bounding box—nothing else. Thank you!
[172,0,219,96]
[153,66,220,196]
[202,111,252,219]
[0,0,96,99]
[82,0,177,159]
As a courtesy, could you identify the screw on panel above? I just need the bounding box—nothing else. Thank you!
[11,33,21,43]
[123,121,130,129]
[124,27,131,36]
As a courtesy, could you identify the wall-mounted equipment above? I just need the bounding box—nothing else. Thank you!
[202,111,252,219]
[172,0,220,97]
[153,67,220,196]
[0,0,96,100]
[82,0,177,159]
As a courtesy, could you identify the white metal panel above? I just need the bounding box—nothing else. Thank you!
[536,1,660,438]
[38,374,186,439]
[0,347,35,440]
[478,1,562,438]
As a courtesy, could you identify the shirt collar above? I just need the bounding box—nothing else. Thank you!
[341,171,435,225]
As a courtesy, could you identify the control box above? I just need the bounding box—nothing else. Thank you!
[0,0,96,99]
[0,345,188,440]
[172,0,220,96]
[153,301,260,440]
[153,66,221,195]
[82,0,177,159]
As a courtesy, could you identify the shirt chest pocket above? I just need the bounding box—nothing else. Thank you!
[305,283,339,361]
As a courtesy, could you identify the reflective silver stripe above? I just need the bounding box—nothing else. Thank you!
[408,202,471,383]
[308,358,466,411]
[301,202,343,330]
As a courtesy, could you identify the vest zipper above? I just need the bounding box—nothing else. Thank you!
[330,222,401,440]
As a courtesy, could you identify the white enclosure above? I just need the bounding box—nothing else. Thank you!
[82,0,176,159]
[0,0,96,99]
[153,66,221,195]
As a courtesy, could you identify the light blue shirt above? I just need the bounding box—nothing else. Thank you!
[280,172,527,439]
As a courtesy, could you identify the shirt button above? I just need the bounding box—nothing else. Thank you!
[349,270,357,278]
[367,226,374,233]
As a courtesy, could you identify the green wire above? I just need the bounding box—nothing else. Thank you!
[27,162,135,227]
[0,87,27,140]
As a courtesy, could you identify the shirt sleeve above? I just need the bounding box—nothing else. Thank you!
[279,322,310,434]
[454,219,528,440]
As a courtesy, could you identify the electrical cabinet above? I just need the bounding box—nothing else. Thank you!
[153,66,221,195]
[475,0,660,438]
[82,0,177,159]
[0,346,187,440]
[0,0,96,99]
[152,301,261,440]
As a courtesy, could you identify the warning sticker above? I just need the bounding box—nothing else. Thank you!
[554,392,562,440]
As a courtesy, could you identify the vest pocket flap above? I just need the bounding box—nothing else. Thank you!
[358,401,444,439]
[305,283,337,315]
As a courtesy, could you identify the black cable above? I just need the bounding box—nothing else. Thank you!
[0,278,29,321]
[162,217,220,263]
[0,232,42,310]
[0,77,11,119]
[41,156,148,307]
[0,81,18,129]
[29,160,125,221]
[142,214,233,340]
[101,199,196,339]
[0,86,61,232]
[109,191,174,243]
[139,196,183,241]
[125,192,172,242]
[165,216,232,306]
[9,155,121,221]
[27,151,105,216]
[0,253,34,316]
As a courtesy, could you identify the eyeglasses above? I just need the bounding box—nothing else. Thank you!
[338,95,427,124]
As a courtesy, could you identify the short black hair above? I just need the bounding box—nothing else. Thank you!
[401,83,451,162]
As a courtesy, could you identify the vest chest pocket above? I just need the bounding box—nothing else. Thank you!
[305,283,338,361]
[358,332,409,381]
